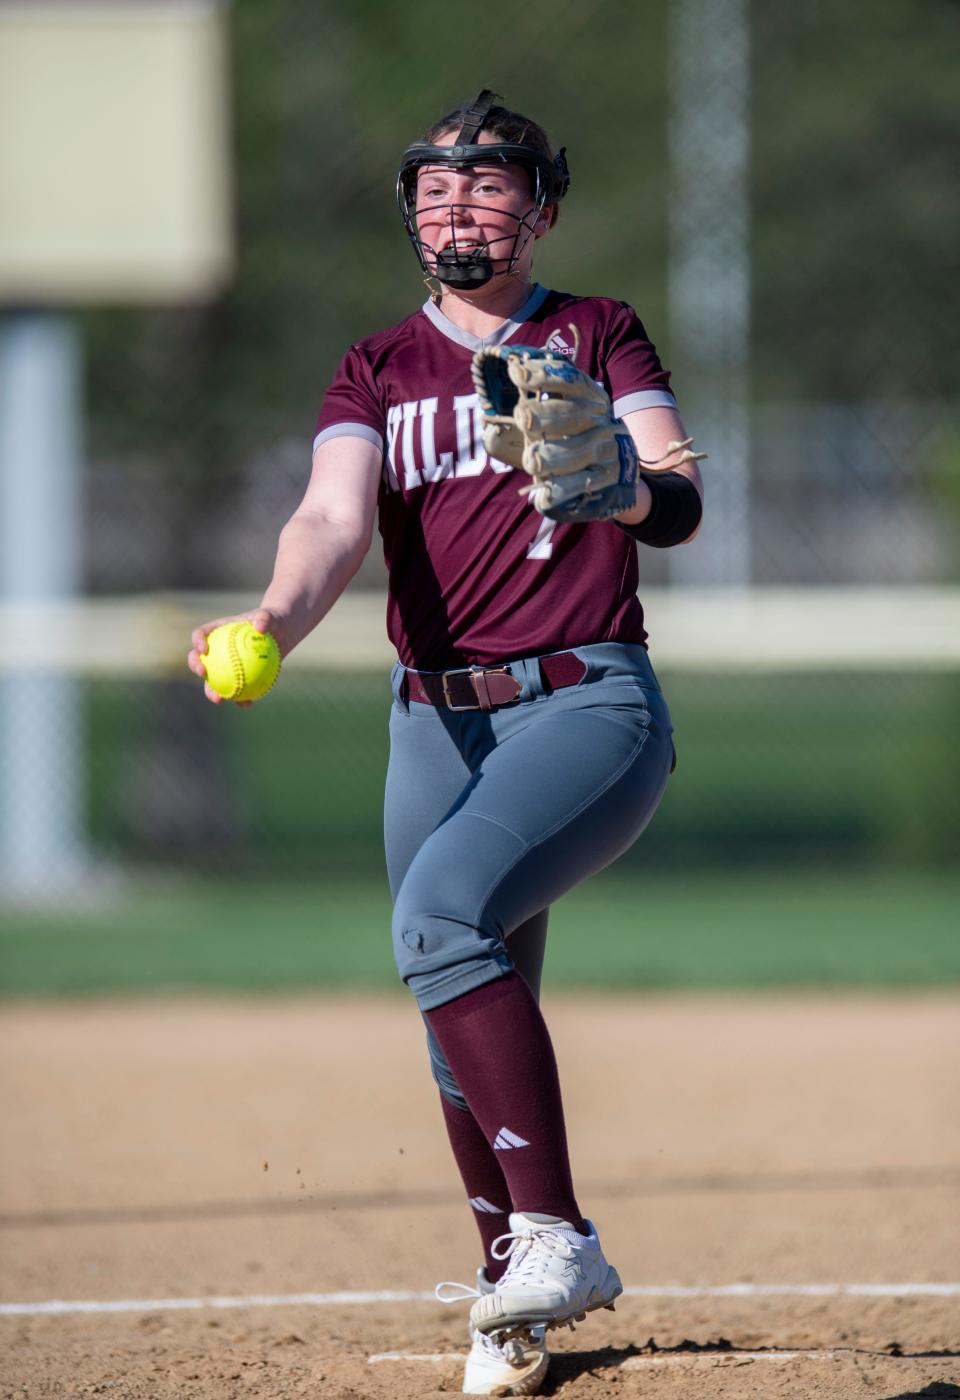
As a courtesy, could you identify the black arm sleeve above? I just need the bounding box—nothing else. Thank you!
[614,470,702,548]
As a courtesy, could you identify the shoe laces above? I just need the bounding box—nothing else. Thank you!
[434,1279,481,1304]
[491,1225,575,1283]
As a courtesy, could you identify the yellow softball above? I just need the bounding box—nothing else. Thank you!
[202,622,281,702]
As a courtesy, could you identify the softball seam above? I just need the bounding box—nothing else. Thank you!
[225,623,246,700]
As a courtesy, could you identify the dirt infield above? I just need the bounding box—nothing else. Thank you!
[2,993,958,1399]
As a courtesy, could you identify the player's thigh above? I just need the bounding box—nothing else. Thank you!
[384,694,474,899]
[482,679,672,835]
[398,683,672,939]
[474,685,673,929]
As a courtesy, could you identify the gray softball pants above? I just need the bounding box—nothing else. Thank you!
[384,642,675,1110]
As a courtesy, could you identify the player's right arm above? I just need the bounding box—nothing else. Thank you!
[188,435,381,701]
[257,434,381,652]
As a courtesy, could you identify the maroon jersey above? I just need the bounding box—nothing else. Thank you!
[313,285,677,670]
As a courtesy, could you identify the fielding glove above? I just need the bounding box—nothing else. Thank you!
[471,342,639,522]
[472,338,706,524]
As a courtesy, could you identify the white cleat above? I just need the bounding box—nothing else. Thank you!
[468,1213,622,1340]
[437,1266,549,1396]
[463,1322,549,1396]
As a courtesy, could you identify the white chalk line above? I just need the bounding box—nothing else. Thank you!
[2,1282,958,1318]
[368,1349,841,1367]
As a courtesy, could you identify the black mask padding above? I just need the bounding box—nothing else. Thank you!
[434,248,495,287]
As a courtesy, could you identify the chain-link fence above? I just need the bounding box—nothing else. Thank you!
[1,1,958,954]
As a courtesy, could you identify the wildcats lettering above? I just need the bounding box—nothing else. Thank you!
[384,394,511,493]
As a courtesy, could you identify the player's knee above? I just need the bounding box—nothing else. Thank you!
[391,908,504,989]
[389,889,437,983]
[391,861,473,945]
[390,890,511,1008]
[392,882,493,974]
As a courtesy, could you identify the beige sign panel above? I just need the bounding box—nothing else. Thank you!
[0,2,233,304]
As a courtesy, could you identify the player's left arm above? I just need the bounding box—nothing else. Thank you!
[613,406,704,541]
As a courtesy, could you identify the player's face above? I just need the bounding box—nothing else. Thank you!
[414,130,551,283]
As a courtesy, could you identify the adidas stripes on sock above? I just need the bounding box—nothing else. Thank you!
[439,1093,512,1283]
[425,972,586,1233]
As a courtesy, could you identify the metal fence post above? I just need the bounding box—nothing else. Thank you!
[668,0,751,587]
[0,313,85,898]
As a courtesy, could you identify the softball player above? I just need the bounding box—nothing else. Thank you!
[189,91,704,1396]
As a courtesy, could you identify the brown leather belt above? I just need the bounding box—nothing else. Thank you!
[404,652,586,712]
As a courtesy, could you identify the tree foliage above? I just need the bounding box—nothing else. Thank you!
[82,0,959,474]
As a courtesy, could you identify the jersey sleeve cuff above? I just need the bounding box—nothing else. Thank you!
[313,422,385,455]
[611,389,678,417]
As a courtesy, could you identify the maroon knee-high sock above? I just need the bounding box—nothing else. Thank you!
[426,972,586,1233]
[439,1094,513,1282]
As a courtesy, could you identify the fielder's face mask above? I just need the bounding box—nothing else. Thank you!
[397,89,570,291]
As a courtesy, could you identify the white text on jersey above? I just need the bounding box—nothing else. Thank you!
[383,395,511,492]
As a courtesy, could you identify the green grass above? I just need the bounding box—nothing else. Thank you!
[2,868,958,998]
[6,667,954,998]
[85,669,960,872]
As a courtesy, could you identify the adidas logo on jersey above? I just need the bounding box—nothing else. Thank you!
[493,1126,530,1151]
[545,330,576,358]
